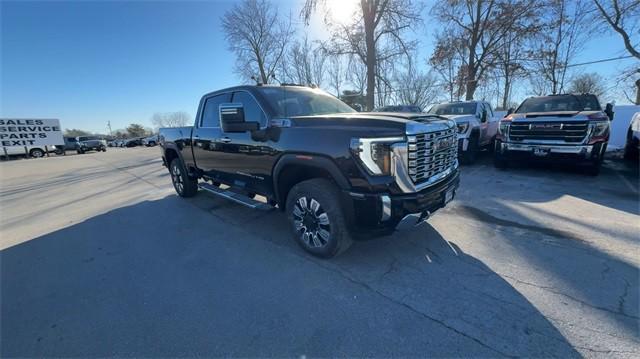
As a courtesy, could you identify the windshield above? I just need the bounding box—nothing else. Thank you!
[428,103,476,115]
[374,105,422,113]
[257,87,356,117]
[78,136,98,141]
[516,95,601,113]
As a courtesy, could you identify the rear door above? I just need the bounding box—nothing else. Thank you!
[191,92,231,178]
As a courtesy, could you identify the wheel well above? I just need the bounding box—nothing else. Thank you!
[276,164,336,210]
[29,148,43,155]
[165,148,179,166]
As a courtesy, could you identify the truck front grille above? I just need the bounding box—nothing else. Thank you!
[509,121,588,143]
[408,128,457,184]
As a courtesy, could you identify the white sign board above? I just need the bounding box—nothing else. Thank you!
[0,119,64,147]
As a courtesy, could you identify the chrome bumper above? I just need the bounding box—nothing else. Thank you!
[501,142,593,155]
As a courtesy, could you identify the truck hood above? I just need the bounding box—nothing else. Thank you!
[289,112,454,135]
[509,111,600,122]
[437,114,477,122]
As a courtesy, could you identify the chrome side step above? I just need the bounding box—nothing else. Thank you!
[198,183,273,210]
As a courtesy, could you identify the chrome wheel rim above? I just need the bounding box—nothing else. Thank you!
[32,150,43,158]
[292,196,331,248]
[171,163,184,193]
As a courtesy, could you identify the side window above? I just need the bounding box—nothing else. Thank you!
[201,93,230,127]
[232,91,267,127]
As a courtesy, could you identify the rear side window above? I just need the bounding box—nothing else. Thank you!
[201,93,231,127]
[232,91,267,127]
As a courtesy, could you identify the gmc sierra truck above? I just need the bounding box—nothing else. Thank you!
[494,93,611,175]
[428,100,498,164]
[159,85,460,258]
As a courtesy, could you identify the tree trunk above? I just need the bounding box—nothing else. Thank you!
[636,78,640,105]
[502,72,510,110]
[364,12,376,111]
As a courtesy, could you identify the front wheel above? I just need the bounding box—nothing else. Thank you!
[286,178,352,258]
[169,158,198,197]
[30,148,45,158]
[460,135,479,165]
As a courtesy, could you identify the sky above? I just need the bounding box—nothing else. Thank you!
[1,0,637,134]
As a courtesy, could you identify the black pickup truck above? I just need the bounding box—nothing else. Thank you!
[159,85,459,257]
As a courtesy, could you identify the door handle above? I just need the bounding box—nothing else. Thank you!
[220,137,231,143]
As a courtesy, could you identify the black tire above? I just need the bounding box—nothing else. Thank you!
[30,148,45,158]
[101,146,107,152]
[460,134,479,165]
[169,158,198,197]
[493,142,508,169]
[286,178,353,258]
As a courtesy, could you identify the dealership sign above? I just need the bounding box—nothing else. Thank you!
[0,119,64,147]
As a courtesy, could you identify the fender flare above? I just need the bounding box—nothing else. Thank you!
[272,153,351,204]
[162,143,187,168]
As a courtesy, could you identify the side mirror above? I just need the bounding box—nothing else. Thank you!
[604,103,614,121]
[507,108,515,115]
[481,109,488,123]
[219,103,260,133]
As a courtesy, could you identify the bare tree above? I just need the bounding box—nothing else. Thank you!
[394,66,441,110]
[592,0,640,104]
[431,0,532,100]
[327,55,345,97]
[529,0,590,95]
[151,112,191,129]
[429,33,466,102]
[285,36,326,87]
[222,0,293,84]
[302,0,422,110]
[568,73,606,97]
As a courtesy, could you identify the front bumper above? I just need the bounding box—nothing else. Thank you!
[346,170,460,237]
[497,141,606,162]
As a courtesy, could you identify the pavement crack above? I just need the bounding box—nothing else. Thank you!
[617,278,630,316]
[310,261,516,358]
[502,274,639,320]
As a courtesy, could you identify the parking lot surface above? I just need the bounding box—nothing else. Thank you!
[1,147,638,357]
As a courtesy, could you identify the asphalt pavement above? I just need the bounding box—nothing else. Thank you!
[1,147,638,357]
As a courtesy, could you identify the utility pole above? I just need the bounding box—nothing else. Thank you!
[107,121,113,136]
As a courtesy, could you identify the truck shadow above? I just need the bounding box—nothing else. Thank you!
[1,196,579,357]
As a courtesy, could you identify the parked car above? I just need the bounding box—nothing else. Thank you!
[52,137,78,154]
[373,105,423,113]
[76,136,107,154]
[142,135,158,146]
[623,111,640,161]
[428,100,499,164]
[124,138,143,147]
[2,145,58,158]
[494,93,611,175]
[159,85,460,258]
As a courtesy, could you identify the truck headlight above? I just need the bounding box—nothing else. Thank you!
[590,121,609,137]
[350,137,403,176]
[498,120,510,135]
[457,122,469,134]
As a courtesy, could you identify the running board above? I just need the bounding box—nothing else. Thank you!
[198,183,273,210]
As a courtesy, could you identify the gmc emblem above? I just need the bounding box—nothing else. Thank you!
[530,123,562,130]
[436,137,454,151]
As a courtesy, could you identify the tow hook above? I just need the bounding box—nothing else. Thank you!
[416,211,430,226]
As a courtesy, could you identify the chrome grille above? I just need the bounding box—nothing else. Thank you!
[509,121,588,143]
[407,128,457,184]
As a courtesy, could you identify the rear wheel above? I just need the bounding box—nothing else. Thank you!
[30,148,45,158]
[170,158,198,197]
[286,178,352,258]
